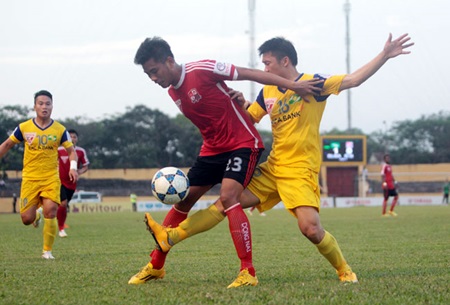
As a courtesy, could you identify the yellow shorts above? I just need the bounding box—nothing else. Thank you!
[247,162,321,216]
[20,176,61,213]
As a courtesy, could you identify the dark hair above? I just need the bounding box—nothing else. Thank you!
[258,37,298,66]
[34,90,52,102]
[68,129,78,136]
[134,37,174,65]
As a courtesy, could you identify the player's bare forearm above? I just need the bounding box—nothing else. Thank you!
[69,169,78,182]
[340,33,414,91]
[0,139,16,159]
[78,165,88,175]
[236,67,322,97]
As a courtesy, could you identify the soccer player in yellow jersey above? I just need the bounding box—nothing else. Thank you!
[144,33,414,285]
[0,90,78,259]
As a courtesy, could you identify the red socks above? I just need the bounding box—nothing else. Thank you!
[225,203,255,276]
[56,205,67,231]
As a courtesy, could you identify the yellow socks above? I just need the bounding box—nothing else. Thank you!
[316,231,349,273]
[170,204,225,244]
[43,218,57,252]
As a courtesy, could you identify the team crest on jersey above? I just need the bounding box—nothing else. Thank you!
[24,132,36,145]
[214,62,232,76]
[264,98,277,114]
[188,88,202,103]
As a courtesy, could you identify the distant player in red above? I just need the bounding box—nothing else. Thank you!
[128,37,321,288]
[57,129,89,237]
[381,154,399,216]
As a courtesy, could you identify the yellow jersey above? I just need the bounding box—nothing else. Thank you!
[248,73,345,172]
[9,119,73,180]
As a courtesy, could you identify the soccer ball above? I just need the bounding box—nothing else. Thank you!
[151,167,190,205]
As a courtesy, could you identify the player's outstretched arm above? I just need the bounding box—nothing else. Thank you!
[236,67,323,97]
[340,33,414,91]
[0,138,16,159]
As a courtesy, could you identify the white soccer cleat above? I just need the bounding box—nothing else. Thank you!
[33,207,43,228]
[42,251,55,260]
[59,230,68,238]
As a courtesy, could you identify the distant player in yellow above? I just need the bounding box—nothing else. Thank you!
[144,33,414,284]
[0,90,78,259]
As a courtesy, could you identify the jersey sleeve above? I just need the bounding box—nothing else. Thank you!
[247,89,267,123]
[211,61,238,80]
[322,74,346,95]
[60,130,73,149]
[78,148,90,166]
[9,126,23,143]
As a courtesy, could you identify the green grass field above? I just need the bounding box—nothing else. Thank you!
[1,205,449,305]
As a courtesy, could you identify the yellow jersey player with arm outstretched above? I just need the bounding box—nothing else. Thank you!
[0,90,78,259]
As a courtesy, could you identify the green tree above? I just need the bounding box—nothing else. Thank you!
[0,105,33,171]
[387,111,450,164]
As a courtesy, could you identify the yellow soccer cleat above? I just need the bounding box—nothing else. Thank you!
[337,269,358,284]
[389,211,398,217]
[144,213,174,253]
[128,263,165,284]
[227,269,258,288]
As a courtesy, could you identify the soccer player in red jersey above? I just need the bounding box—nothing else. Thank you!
[128,37,322,288]
[381,154,399,216]
[57,129,90,237]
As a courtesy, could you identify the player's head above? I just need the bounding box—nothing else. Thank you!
[68,129,79,145]
[258,37,298,75]
[33,90,53,119]
[384,154,391,164]
[134,37,177,88]
[34,90,52,104]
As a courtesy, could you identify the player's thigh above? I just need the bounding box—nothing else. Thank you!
[19,179,43,214]
[246,162,281,212]
[278,167,320,215]
[40,176,61,205]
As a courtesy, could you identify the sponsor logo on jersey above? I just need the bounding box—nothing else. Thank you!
[188,88,202,103]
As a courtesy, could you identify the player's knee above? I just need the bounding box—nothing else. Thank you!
[21,214,34,225]
[300,223,323,244]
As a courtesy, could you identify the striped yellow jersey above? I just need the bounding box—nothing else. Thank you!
[248,73,345,172]
[9,119,73,180]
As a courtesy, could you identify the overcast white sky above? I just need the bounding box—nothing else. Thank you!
[0,0,448,134]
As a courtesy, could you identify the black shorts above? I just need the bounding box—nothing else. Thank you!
[60,184,76,203]
[384,188,398,200]
[187,148,263,188]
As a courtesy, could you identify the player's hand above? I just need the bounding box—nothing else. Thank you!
[69,169,79,182]
[229,89,250,109]
[291,79,323,103]
[383,33,414,59]
[382,182,387,190]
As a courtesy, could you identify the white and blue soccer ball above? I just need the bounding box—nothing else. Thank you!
[151,167,190,205]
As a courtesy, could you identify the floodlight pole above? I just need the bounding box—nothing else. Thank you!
[344,0,352,130]
[248,0,256,101]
